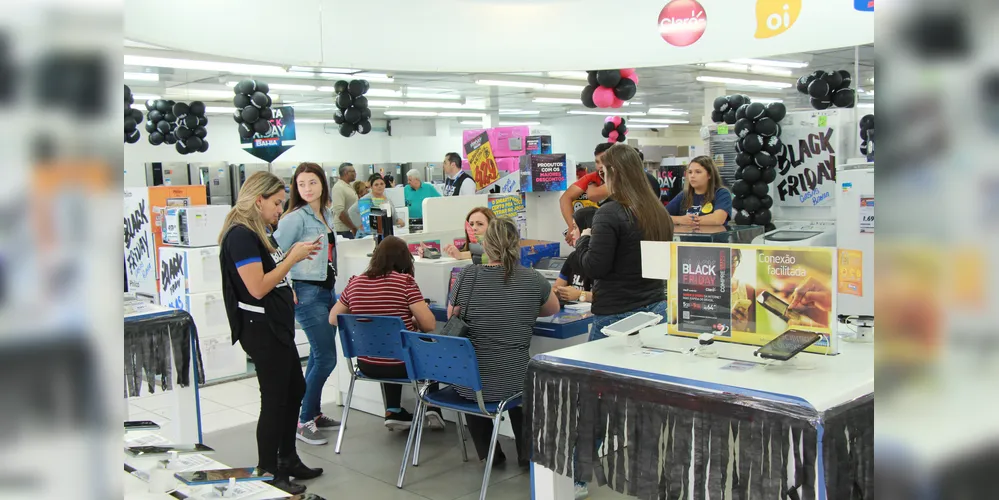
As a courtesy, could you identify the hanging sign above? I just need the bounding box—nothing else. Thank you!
[775,112,842,207]
[241,106,296,162]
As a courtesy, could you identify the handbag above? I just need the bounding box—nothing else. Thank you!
[440,266,479,337]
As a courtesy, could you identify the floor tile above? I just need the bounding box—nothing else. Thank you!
[198,381,261,408]
[195,398,229,416]
[233,402,261,417]
[234,376,259,389]
[130,391,179,411]
[200,408,258,434]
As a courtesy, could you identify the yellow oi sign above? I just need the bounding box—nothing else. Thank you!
[755,0,801,39]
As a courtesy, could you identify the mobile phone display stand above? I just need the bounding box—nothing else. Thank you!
[761,356,816,371]
[693,345,719,358]
[213,478,239,498]
[841,316,874,343]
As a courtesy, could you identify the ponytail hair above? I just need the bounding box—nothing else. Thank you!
[481,218,521,281]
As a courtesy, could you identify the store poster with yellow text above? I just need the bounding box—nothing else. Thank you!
[463,130,500,191]
[669,243,837,354]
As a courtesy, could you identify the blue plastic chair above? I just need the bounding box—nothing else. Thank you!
[396,331,522,500]
[334,314,414,454]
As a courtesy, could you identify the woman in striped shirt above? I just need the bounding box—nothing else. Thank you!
[448,218,561,466]
[329,236,442,430]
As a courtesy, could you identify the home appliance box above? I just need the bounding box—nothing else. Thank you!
[158,246,224,300]
[461,126,531,158]
[526,135,553,155]
[162,205,230,247]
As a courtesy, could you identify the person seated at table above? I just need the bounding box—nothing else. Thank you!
[329,236,444,431]
[448,218,561,466]
[349,174,405,235]
[553,207,596,305]
[442,206,495,262]
[666,156,732,227]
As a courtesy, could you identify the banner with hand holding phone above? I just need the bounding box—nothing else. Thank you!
[668,242,837,355]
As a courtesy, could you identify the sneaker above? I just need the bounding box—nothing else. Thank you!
[314,413,341,429]
[296,420,328,445]
[424,408,445,430]
[574,482,589,500]
[384,409,413,431]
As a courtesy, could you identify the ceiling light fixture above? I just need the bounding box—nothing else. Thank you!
[438,112,487,118]
[543,83,586,93]
[295,118,338,123]
[547,71,590,80]
[476,79,544,89]
[316,87,404,98]
[533,97,584,104]
[289,66,361,74]
[165,88,280,101]
[407,92,462,100]
[630,118,690,124]
[647,108,689,116]
[745,96,784,104]
[226,81,316,92]
[729,58,809,69]
[124,55,287,76]
[627,124,670,129]
[132,94,161,100]
[124,72,159,82]
[460,120,541,126]
[385,111,440,117]
[567,110,647,117]
[696,76,792,89]
[703,62,792,77]
[500,110,541,115]
[204,106,235,114]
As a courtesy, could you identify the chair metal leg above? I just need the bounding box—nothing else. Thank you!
[334,375,357,454]
[479,413,503,500]
[455,412,469,462]
[412,401,428,466]
[397,399,422,489]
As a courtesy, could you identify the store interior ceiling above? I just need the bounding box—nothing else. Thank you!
[124,41,874,127]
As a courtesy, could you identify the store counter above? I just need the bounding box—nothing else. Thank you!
[429,304,592,341]
[526,326,873,500]
[672,224,765,243]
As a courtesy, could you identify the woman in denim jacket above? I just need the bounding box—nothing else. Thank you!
[274,162,341,446]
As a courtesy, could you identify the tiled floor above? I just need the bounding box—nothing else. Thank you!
[129,370,631,500]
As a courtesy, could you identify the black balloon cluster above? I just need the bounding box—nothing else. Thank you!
[124,85,143,144]
[796,70,855,110]
[581,69,638,109]
[601,116,627,143]
[233,80,274,139]
[711,95,788,226]
[144,98,179,146]
[172,101,209,154]
[331,79,373,137]
[859,114,875,156]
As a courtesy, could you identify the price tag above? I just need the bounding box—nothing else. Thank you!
[818,115,828,127]
[717,125,729,135]
[859,195,874,233]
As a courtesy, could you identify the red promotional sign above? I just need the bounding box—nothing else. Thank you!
[658,0,707,47]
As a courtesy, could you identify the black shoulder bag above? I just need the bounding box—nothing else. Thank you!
[440,266,479,337]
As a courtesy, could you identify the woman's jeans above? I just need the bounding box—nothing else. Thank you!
[589,300,668,342]
[294,281,338,424]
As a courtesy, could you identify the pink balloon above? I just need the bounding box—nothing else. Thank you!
[620,68,636,79]
[604,116,615,123]
[608,130,619,142]
[593,86,615,108]
[610,97,624,109]
[611,116,622,127]
[626,73,639,85]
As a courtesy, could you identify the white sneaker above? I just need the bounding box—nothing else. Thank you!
[424,409,446,430]
[574,483,589,500]
[296,419,328,445]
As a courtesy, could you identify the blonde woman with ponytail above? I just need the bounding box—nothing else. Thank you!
[217,171,324,495]
[446,218,560,466]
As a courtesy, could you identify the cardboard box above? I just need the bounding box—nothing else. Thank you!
[520,239,560,268]
[158,246,223,301]
[526,135,553,155]
[462,126,531,158]
[162,205,230,247]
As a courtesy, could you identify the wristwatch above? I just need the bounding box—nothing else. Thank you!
[579,291,587,302]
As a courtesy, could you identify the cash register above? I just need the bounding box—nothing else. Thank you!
[535,257,567,284]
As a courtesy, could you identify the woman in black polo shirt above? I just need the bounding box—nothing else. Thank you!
[218,171,324,495]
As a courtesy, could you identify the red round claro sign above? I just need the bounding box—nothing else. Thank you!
[658,0,707,47]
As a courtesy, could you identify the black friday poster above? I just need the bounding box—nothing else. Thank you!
[676,245,732,335]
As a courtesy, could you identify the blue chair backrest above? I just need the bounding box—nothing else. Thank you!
[337,314,407,360]
[399,331,483,392]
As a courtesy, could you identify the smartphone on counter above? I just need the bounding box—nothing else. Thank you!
[174,467,273,486]
[125,443,215,457]
[754,329,822,361]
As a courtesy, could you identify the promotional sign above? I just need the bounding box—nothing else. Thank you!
[754,0,801,39]
[463,130,500,191]
[488,193,528,236]
[669,242,838,354]
[124,188,157,301]
[838,249,863,297]
[859,195,874,233]
[775,112,843,207]
[241,106,296,162]
[357,198,373,234]
[519,154,568,193]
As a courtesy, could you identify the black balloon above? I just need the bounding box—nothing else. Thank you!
[145,99,156,111]
[742,166,762,183]
[763,136,782,155]
[164,113,177,123]
[810,70,828,83]
[732,194,744,210]
[175,142,188,155]
[810,97,832,110]
[348,80,365,98]
[860,114,875,130]
[735,167,743,180]
[837,70,852,89]
[145,120,156,133]
[241,106,260,123]
[713,96,729,112]
[235,79,255,95]
[148,131,164,145]
[156,120,171,135]
[796,75,810,94]
[189,101,205,116]
[184,115,199,128]
[130,109,144,122]
[238,122,255,139]
[164,132,177,145]
[155,100,171,113]
[176,126,193,140]
[728,94,747,109]
[251,92,268,108]
[765,102,786,122]
[194,127,207,139]
[333,80,349,94]
[753,208,772,225]
[264,94,272,108]
[125,118,137,133]
[732,180,750,196]
[353,95,369,110]
[710,110,723,123]
[338,123,355,138]
[596,70,622,88]
[173,102,190,117]
[256,81,269,94]
[198,140,209,153]
[185,136,203,152]
[808,79,830,99]
[148,110,162,123]
[357,120,372,135]
[233,110,243,124]
[832,88,856,108]
[755,117,778,137]
[859,141,869,155]
[736,152,754,167]
[613,78,637,100]
[743,195,761,213]
[344,107,362,124]
[587,71,598,87]
[752,181,769,197]
[234,94,251,109]
[734,118,754,138]
[617,124,627,136]
[259,107,273,120]
[724,109,738,125]
[581,86,597,108]
[126,129,141,144]
[253,120,271,134]
[760,195,774,209]
[362,108,372,120]
[742,134,763,154]
[754,152,776,169]
[336,93,353,110]
[762,166,777,183]
[745,102,766,120]
[333,109,345,124]
[824,71,843,90]
[736,104,749,120]
[734,211,752,225]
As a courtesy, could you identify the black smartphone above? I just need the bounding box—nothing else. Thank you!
[124,420,160,431]
[174,467,273,486]
[754,329,822,361]
[125,443,215,457]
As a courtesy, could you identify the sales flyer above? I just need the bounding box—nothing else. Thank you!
[669,242,837,354]
[463,131,500,191]
[520,154,568,192]
[838,249,863,296]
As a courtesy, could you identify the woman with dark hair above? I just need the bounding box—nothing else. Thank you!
[274,162,340,446]
[571,144,673,341]
[348,174,405,234]
[329,236,442,430]
[448,219,561,465]
[666,155,732,227]
[219,171,324,494]
[443,206,496,261]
